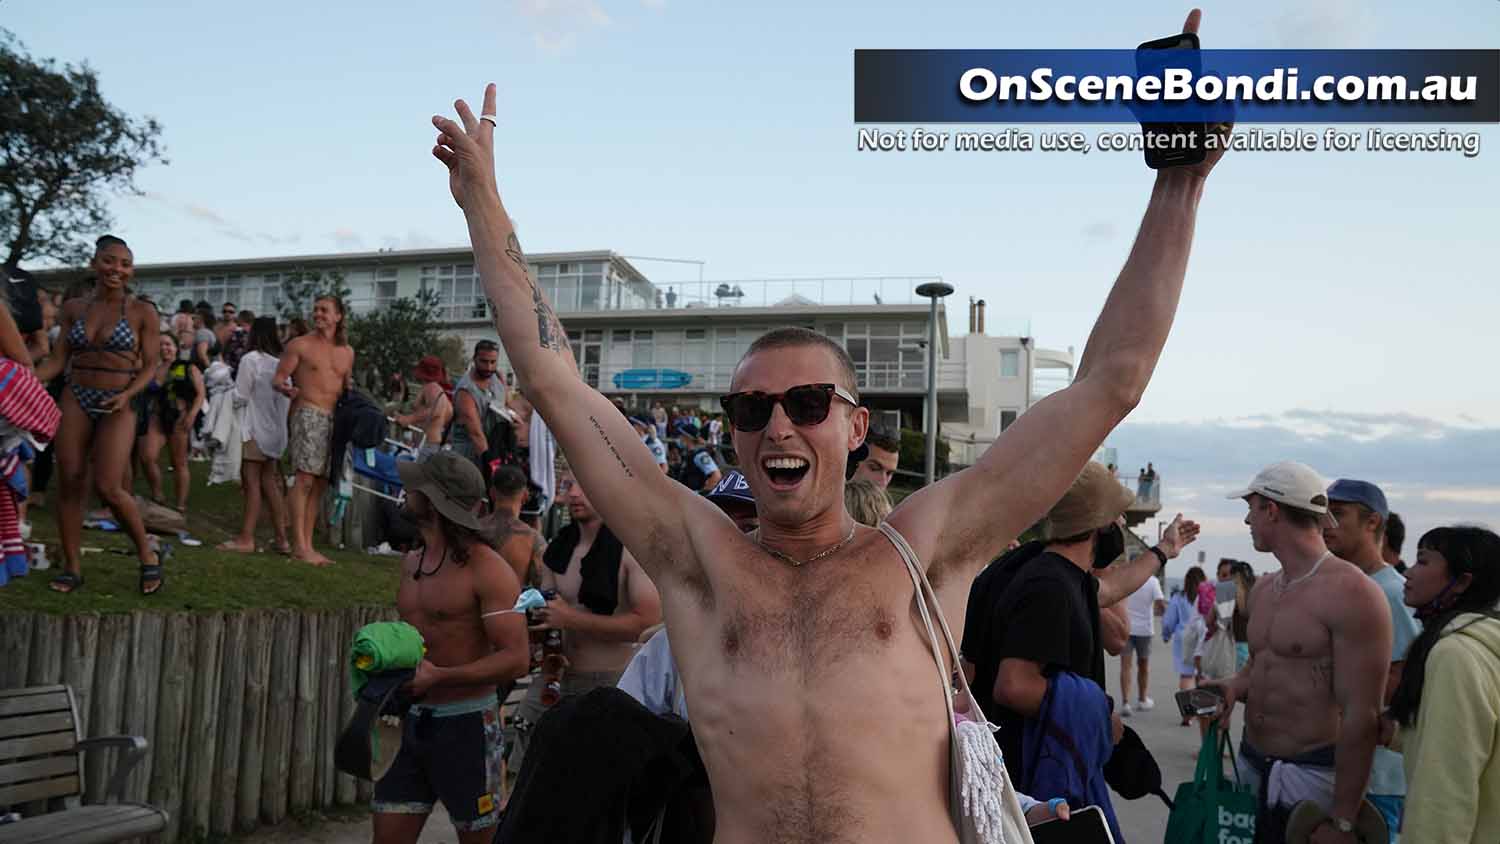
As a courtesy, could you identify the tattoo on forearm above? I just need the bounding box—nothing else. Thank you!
[505,232,569,354]
[590,415,634,478]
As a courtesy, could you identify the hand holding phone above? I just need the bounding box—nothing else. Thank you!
[1135,29,1207,169]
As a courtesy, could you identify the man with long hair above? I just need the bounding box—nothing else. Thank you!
[374,450,529,843]
[274,295,353,565]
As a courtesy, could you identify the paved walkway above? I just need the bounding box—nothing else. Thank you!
[1104,646,1237,843]
[252,648,1230,844]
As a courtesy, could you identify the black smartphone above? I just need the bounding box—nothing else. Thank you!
[1030,804,1116,844]
[1135,31,1207,169]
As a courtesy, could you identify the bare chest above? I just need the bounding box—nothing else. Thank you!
[396,561,476,626]
[693,543,924,681]
[297,344,351,378]
[1248,584,1333,661]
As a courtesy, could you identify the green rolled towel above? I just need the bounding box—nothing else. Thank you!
[350,621,426,698]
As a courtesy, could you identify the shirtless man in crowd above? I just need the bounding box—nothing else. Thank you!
[483,464,542,588]
[274,295,354,565]
[396,355,452,459]
[429,9,1221,837]
[374,451,529,843]
[508,468,662,772]
[1217,462,1392,844]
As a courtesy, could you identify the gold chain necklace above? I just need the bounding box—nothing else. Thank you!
[756,523,858,568]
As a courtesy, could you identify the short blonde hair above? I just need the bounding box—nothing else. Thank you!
[844,479,892,527]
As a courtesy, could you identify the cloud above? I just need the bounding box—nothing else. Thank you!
[1080,221,1115,241]
[138,192,299,249]
[330,228,364,251]
[1266,0,1374,49]
[1104,409,1500,576]
[379,230,445,251]
[516,0,613,53]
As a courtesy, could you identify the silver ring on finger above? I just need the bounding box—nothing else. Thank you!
[480,114,497,126]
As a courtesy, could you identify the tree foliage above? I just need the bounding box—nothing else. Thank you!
[347,287,445,386]
[0,29,167,267]
[276,269,352,324]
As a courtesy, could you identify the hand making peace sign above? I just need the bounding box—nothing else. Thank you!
[431,83,500,211]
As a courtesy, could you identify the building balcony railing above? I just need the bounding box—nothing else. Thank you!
[640,276,946,310]
[580,360,968,394]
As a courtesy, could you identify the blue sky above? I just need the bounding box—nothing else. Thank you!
[7,0,1497,571]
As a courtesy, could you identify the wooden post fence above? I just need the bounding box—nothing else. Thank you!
[0,605,397,843]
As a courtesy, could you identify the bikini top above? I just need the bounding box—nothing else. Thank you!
[67,295,140,372]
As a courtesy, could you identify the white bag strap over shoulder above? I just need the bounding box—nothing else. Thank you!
[878,522,1028,844]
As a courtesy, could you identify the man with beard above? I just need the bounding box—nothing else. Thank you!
[373,451,530,843]
[429,13,1226,834]
[849,425,900,490]
[449,339,508,469]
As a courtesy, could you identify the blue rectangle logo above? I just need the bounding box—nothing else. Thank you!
[853,50,1500,123]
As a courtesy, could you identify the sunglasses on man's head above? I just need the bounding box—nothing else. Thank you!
[718,383,858,432]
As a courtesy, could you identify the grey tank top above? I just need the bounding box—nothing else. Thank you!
[449,372,506,448]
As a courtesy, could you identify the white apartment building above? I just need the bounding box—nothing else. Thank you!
[48,248,1077,456]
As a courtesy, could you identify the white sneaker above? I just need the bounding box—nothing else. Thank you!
[1138,697,1155,712]
[1120,702,1132,717]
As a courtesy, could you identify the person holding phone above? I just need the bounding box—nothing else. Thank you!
[426,8,1227,840]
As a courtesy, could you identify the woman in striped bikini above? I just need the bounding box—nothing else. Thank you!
[35,235,165,594]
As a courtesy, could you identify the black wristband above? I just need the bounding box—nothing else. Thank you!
[1148,546,1168,567]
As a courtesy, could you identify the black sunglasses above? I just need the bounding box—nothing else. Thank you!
[718,383,858,432]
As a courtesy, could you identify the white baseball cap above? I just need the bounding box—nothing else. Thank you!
[1225,461,1338,527]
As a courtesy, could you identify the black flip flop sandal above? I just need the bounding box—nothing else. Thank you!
[140,564,164,596]
[49,572,84,593]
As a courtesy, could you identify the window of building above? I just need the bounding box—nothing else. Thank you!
[421,264,484,321]
[632,330,654,367]
[1000,349,1020,378]
[1000,409,1019,431]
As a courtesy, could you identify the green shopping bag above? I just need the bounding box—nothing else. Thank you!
[1164,723,1257,844]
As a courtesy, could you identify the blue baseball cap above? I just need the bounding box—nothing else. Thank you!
[673,420,701,438]
[707,470,755,506]
[1326,479,1389,520]
[628,415,653,430]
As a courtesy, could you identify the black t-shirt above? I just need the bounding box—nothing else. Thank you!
[961,543,1103,781]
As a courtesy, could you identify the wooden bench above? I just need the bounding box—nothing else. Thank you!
[0,685,167,844]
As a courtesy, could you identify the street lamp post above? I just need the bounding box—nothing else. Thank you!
[915,281,954,486]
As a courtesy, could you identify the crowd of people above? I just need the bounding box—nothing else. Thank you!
[4,30,1497,844]
[0,233,366,591]
[377,73,1500,844]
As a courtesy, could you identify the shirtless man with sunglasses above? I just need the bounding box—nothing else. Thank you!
[429,12,1226,840]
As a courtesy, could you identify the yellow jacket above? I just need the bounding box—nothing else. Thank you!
[1395,612,1500,843]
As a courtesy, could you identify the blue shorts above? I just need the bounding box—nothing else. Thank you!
[371,694,504,832]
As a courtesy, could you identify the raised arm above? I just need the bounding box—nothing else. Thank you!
[431,86,720,587]
[890,9,1224,592]
[1097,514,1199,607]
